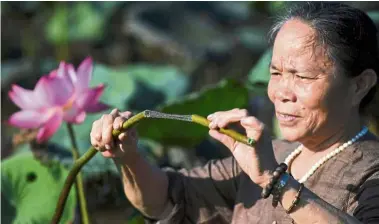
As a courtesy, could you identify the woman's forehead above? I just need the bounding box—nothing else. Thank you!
[271,21,332,71]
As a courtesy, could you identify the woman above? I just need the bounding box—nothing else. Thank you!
[90,2,379,224]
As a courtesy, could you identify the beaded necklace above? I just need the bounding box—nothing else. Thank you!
[284,126,369,183]
[283,126,368,224]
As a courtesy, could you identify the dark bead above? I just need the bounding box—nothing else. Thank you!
[275,166,283,171]
[261,189,268,198]
[273,170,281,178]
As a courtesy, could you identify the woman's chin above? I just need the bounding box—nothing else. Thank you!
[279,126,303,142]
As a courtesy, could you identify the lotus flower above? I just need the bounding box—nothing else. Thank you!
[7,57,109,143]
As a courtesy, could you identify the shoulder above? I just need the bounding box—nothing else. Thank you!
[350,132,379,179]
[356,132,379,160]
[346,132,379,218]
[271,139,301,163]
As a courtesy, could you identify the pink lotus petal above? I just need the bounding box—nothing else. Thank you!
[8,110,48,129]
[48,69,58,78]
[73,111,86,123]
[8,85,42,110]
[57,62,77,85]
[67,64,77,84]
[45,71,74,106]
[85,102,110,113]
[57,62,67,77]
[36,110,63,143]
[34,76,55,107]
[76,84,105,110]
[63,105,86,124]
[76,57,93,92]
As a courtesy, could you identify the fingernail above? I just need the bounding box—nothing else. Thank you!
[209,121,214,128]
[105,144,111,150]
[119,132,127,141]
[207,114,214,120]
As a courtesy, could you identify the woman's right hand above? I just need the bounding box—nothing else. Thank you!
[90,108,139,161]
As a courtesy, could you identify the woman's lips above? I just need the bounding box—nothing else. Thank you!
[276,112,300,124]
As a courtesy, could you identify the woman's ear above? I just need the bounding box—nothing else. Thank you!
[352,69,378,107]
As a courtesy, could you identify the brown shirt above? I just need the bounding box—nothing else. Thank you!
[145,132,379,224]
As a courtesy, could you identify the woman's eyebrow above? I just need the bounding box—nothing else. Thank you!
[268,62,277,70]
[269,62,299,74]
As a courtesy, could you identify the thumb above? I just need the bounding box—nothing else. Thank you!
[240,116,265,144]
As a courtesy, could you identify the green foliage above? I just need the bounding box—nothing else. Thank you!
[367,11,379,26]
[45,2,122,45]
[248,48,272,87]
[250,1,286,15]
[126,211,145,224]
[246,48,272,96]
[137,79,250,148]
[235,27,268,51]
[1,152,76,224]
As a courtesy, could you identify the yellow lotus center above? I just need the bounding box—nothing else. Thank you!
[62,95,76,111]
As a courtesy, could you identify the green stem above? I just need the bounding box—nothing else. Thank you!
[52,110,255,224]
[55,2,69,61]
[66,124,90,224]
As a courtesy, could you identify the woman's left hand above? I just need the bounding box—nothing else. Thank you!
[207,108,279,188]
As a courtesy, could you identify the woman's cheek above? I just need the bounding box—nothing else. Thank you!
[295,82,325,110]
[267,79,278,103]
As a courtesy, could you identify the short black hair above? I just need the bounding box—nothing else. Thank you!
[269,2,379,114]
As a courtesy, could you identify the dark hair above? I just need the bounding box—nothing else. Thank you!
[268,2,379,114]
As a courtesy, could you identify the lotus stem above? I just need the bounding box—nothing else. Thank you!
[66,124,90,224]
[52,110,254,224]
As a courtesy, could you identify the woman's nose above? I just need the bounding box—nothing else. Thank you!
[275,82,297,103]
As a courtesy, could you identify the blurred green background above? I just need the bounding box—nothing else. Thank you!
[2,1,379,224]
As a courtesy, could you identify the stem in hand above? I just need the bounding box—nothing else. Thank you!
[52,110,254,223]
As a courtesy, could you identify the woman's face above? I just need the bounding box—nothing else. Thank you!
[267,19,355,143]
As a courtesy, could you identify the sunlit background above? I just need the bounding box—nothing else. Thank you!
[2,1,379,224]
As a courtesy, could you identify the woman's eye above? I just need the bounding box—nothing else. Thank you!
[296,75,312,80]
[270,72,280,76]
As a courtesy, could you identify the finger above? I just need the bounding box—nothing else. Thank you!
[207,111,219,121]
[209,130,236,151]
[208,111,227,128]
[240,116,265,143]
[91,120,102,141]
[101,114,115,150]
[119,111,133,119]
[118,128,137,143]
[110,108,120,118]
[210,109,249,129]
[90,120,104,151]
[90,133,103,151]
[91,136,106,152]
[113,116,126,130]
[207,108,237,122]
[114,111,133,129]
[218,109,249,128]
[101,150,115,158]
[118,132,128,142]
